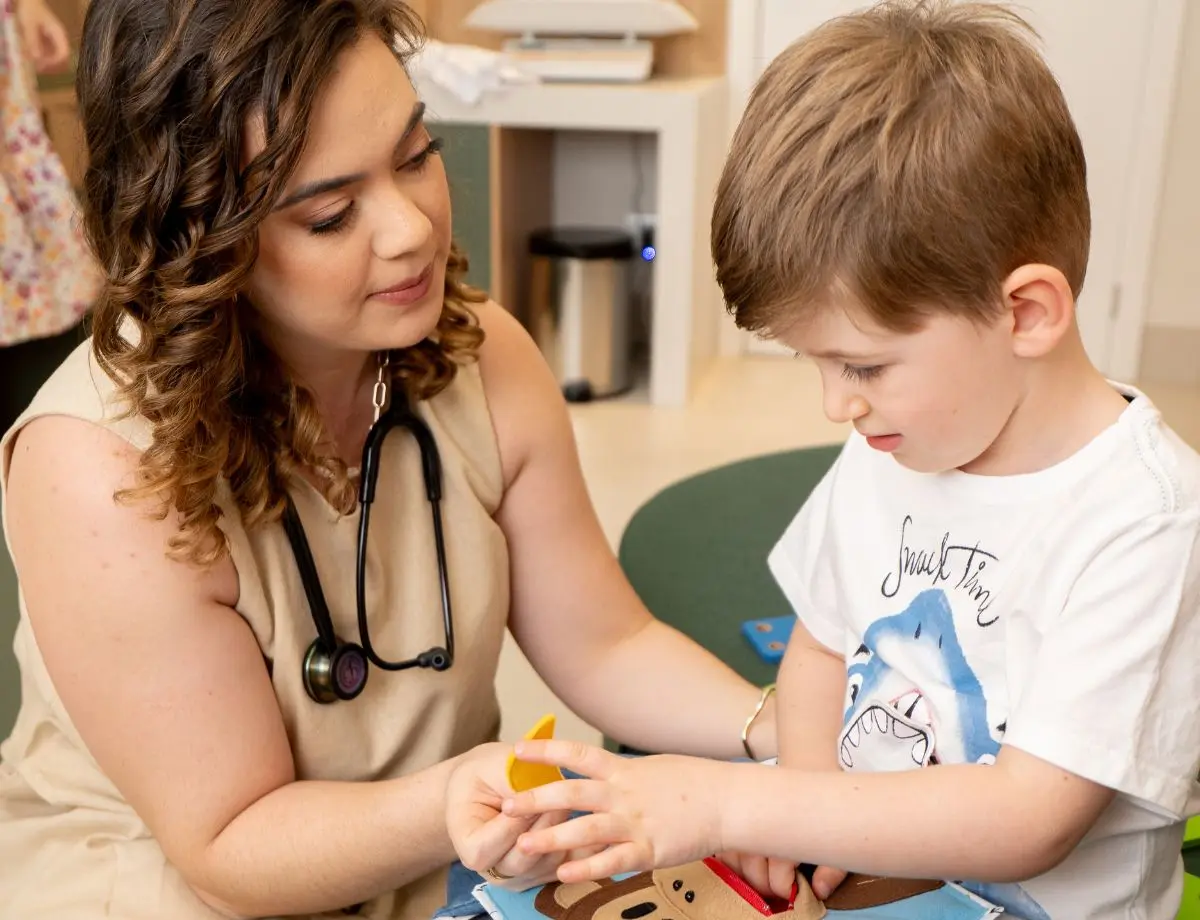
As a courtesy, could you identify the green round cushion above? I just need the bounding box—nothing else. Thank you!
[617,444,843,688]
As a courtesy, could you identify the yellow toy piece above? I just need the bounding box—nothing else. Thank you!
[506,713,566,793]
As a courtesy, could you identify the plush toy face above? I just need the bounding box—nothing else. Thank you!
[655,859,824,920]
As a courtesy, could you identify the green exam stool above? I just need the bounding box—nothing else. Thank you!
[1179,818,1200,919]
[616,444,1200,916]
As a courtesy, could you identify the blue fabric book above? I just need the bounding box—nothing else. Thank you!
[469,858,1004,920]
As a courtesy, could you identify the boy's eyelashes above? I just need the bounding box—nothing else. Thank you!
[842,364,885,382]
[788,351,887,383]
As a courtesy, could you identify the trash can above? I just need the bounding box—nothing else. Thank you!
[527,226,635,402]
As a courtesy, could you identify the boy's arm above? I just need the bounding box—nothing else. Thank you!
[503,739,1112,884]
[768,445,849,771]
[720,746,1114,881]
[754,623,849,900]
[776,623,845,771]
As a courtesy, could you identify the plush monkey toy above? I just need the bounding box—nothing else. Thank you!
[531,859,948,920]
[533,857,824,920]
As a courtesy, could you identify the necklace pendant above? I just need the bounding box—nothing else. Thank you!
[372,351,390,424]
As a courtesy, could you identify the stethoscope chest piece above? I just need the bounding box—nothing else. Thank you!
[303,638,369,703]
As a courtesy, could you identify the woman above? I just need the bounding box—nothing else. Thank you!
[0,1,776,917]
[1,0,100,433]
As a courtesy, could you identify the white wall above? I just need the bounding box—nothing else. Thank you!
[550,131,659,348]
[551,131,657,228]
[1146,0,1200,331]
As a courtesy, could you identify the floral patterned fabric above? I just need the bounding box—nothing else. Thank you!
[1,0,98,346]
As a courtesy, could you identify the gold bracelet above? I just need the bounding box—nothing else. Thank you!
[741,683,776,761]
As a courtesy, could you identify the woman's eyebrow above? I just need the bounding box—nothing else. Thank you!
[273,101,427,211]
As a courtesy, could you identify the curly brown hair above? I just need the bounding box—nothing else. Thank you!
[75,0,486,566]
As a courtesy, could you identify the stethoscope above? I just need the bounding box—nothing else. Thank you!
[280,352,454,704]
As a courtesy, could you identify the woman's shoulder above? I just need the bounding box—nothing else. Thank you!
[3,335,154,458]
[471,298,541,381]
[5,408,239,603]
[2,338,145,511]
[0,339,230,593]
[470,299,573,494]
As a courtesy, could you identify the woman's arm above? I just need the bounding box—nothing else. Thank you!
[474,302,773,760]
[6,415,478,917]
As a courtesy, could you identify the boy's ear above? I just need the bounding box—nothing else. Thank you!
[1001,263,1075,358]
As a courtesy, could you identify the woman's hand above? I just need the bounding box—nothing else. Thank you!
[446,743,578,891]
[16,0,71,74]
[498,741,730,883]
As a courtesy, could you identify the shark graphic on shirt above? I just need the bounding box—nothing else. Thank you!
[841,588,999,769]
[836,588,1051,920]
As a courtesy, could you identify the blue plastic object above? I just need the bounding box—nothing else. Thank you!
[741,615,796,664]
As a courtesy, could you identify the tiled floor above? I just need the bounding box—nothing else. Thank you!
[2,355,1198,745]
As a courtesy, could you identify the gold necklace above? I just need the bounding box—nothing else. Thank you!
[372,350,390,423]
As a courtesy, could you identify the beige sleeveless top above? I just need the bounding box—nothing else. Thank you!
[0,338,510,919]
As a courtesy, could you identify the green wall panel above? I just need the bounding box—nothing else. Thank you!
[438,124,492,294]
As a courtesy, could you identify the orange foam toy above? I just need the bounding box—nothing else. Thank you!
[506,713,566,793]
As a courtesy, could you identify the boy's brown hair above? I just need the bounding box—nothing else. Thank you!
[713,0,1090,336]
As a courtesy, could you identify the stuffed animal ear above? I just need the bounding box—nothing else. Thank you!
[533,879,610,918]
[821,874,943,909]
[555,873,659,920]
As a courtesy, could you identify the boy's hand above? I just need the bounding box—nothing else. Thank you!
[501,740,728,882]
[718,852,847,902]
[809,866,848,900]
[446,742,573,890]
[717,852,798,901]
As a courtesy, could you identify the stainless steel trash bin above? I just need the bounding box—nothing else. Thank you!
[527,227,635,402]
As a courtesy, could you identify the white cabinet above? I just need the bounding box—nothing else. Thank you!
[726,0,1186,379]
[419,76,728,407]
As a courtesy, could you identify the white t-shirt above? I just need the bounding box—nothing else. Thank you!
[768,383,1200,920]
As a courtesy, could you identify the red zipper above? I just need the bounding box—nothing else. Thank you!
[702,857,800,916]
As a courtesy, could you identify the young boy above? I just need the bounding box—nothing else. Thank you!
[460,2,1200,918]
